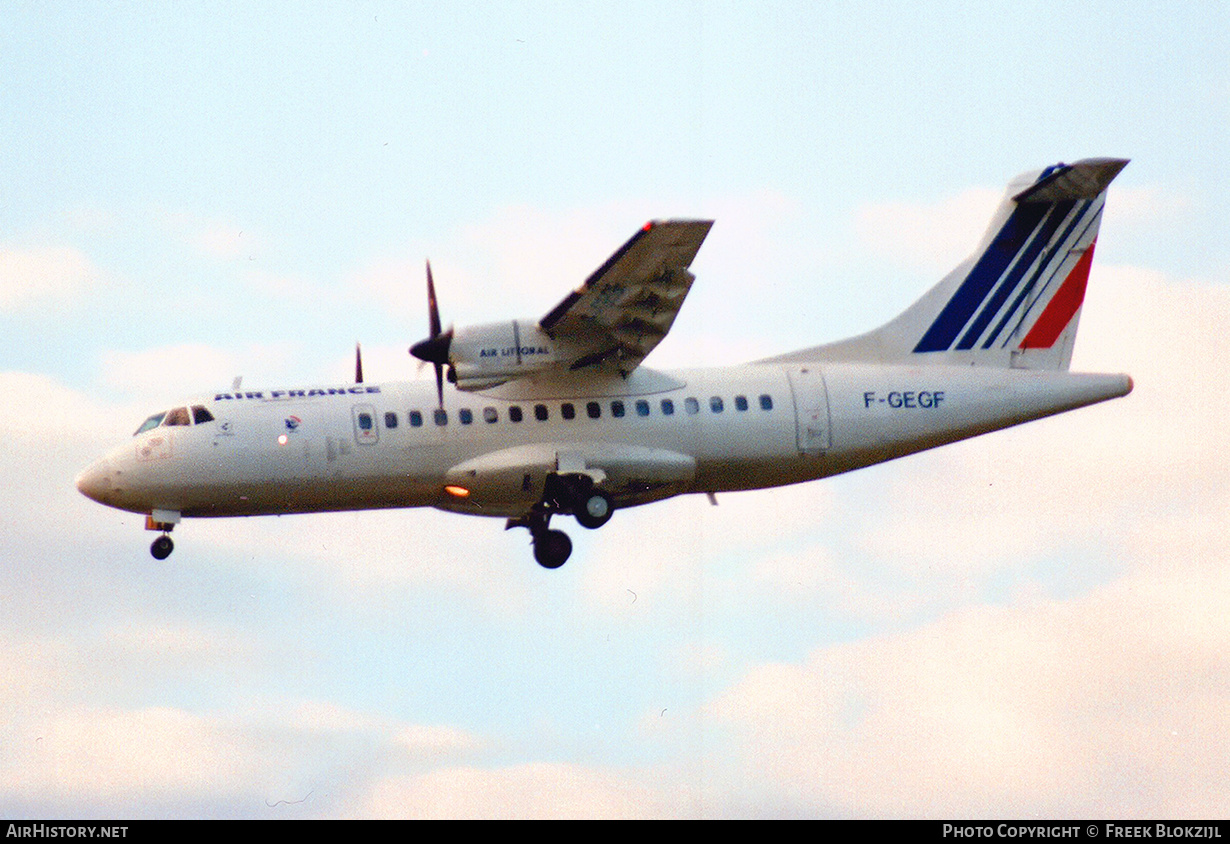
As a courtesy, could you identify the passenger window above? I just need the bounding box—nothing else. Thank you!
[635,399,649,417]
[759,394,773,411]
[433,409,448,426]
[735,395,749,411]
[534,404,549,421]
[587,401,601,419]
[561,402,575,420]
[409,410,423,427]
[459,408,473,425]
[164,407,190,426]
[192,405,215,424]
[358,412,374,431]
[483,407,499,424]
[384,411,399,428]
[710,396,724,413]
[685,397,700,415]
[661,399,675,416]
[611,400,625,418]
[509,406,523,423]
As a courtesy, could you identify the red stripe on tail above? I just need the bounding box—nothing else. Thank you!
[1020,240,1097,349]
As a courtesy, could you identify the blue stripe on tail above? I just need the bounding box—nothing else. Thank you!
[953,200,1076,350]
[982,199,1096,349]
[913,202,1049,353]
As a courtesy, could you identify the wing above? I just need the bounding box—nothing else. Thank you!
[539,219,713,373]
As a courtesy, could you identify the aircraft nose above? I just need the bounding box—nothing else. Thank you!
[75,459,114,504]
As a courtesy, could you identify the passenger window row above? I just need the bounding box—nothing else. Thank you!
[392,394,774,428]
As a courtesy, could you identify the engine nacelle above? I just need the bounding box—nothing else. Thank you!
[449,320,564,390]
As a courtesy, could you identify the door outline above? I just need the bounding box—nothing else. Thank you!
[787,366,831,455]
[352,404,380,445]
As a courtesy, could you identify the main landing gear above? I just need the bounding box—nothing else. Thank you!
[508,476,615,569]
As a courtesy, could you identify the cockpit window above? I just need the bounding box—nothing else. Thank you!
[134,412,166,436]
[135,405,208,435]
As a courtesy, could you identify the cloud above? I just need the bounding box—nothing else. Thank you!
[98,343,301,402]
[579,481,839,614]
[854,187,1003,275]
[153,210,266,263]
[850,264,1229,575]
[1,706,274,811]
[0,629,492,818]
[1106,184,1192,229]
[706,565,1230,817]
[351,762,672,819]
[699,265,1230,817]
[192,225,258,261]
[0,245,97,311]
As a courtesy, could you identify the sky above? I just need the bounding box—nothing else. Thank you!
[1,0,1228,819]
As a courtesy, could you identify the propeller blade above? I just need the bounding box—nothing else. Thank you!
[355,342,364,385]
[426,260,441,339]
[408,259,452,409]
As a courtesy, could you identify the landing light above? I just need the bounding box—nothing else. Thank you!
[444,485,471,498]
[278,434,288,445]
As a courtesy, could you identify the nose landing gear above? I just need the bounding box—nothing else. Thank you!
[150,534,174,560]
[145,511,179,561]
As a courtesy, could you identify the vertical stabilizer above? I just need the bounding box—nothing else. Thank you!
[769,158,1128,371]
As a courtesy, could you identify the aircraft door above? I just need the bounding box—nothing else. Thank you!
[787,366,831,455]
[351,404,380,445]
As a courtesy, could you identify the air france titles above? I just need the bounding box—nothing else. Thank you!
[213,386,382,401]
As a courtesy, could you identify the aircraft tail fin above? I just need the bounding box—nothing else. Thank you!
[769,158,1128,371]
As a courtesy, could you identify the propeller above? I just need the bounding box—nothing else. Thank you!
[409,260,453,407]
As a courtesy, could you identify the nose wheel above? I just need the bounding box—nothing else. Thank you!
[150,534,174,560]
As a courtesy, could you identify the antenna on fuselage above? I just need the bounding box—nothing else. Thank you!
[355,342,364,384]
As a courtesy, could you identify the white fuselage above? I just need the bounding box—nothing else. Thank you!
[76,361,1132,523]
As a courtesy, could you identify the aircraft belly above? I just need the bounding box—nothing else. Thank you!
[168,422,446,516]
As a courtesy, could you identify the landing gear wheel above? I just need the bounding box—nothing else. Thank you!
[532,529,572,569]
[150,534,174,560]
[574,491,613,529]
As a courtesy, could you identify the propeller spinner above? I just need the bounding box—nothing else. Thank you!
[409,260,453,407]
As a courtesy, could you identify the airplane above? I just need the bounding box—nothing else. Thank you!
[76,158,1133,569]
